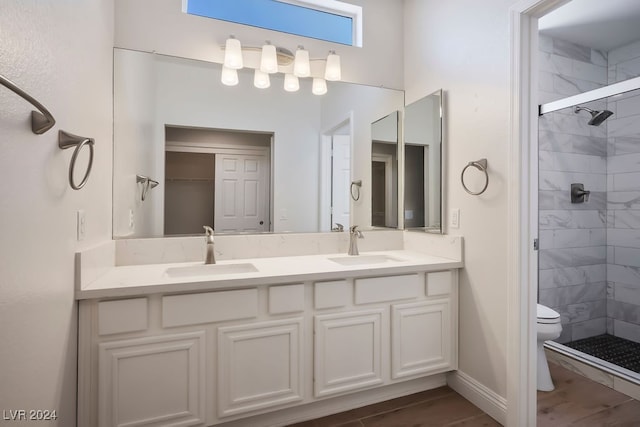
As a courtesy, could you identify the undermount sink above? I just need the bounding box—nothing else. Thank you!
[327,254,405,266]
[164,263,258,278]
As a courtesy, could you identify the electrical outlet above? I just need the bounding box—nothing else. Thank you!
[128,209,135,230]
[450,208,460,229]
[77,210,86,241]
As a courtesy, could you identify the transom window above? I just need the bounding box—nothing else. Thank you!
[182,0,363,47]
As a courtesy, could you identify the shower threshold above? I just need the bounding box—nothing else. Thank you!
[546,336,640,386]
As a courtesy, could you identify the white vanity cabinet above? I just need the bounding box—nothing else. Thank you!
[78,270,458,427]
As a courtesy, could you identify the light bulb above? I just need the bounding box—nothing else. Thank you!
[312,78,327,95]
[223,37,243,70]
[260,43,278,74]
[221,66,239,86]
[284,74,299,92]
[254,69,270,89]
[294,46,310,78]
[325,51,341,81]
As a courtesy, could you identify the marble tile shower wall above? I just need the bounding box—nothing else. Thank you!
[538,35,609,343]
[605,39,640,344]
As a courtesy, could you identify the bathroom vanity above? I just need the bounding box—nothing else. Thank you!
[76,231,462,427]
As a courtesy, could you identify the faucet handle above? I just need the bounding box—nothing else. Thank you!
[203,226,215,243]
[332,223,344,232]
[350,225,364,238]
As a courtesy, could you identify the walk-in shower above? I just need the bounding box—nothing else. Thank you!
[538,75,640,383]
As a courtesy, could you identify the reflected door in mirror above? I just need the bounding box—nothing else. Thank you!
[215,154,269,233]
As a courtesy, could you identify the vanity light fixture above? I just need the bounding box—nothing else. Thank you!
[220,38,339,95]
[260,42,278,74]
[223,36,243,69]
[221,66,239,86]
[324,51,341,81]
[293,46,311,77]
[312,78,327,95]
[284,73,299,92]
[254,69,270,89]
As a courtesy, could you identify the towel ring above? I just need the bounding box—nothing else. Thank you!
[59,130,95,190]
[350,180,362,201]
[461,158,488,195]
[136,175,160,201]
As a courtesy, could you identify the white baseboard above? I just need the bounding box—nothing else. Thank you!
[447,371,507,425]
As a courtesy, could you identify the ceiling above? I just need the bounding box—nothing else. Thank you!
[539,0,640,51]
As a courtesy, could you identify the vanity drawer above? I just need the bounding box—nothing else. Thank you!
[355,274,422,305]
[269,284,305,314]
[426,271,452,296]
[314,280,350,309]
[162,289,258,327]
[98,298,148,335]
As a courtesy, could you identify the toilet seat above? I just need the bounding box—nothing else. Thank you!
[537,304,560,324]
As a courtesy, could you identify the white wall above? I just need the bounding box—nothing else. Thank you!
[404,0,517,398]
[114,0,404,89]
[0,1,113,425]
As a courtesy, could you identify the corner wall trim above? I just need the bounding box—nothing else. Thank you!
[447,371,507,425]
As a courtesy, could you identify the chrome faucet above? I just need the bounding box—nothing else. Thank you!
[348,225,363,255]
[203,226,215,264]
[332,223,344,232]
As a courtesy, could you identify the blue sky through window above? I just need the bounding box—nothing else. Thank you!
[185,0,353,45]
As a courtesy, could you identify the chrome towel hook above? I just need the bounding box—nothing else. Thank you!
[0,73,56,134]
[59,130,95,190]
[136,175,159,201]
[461,158,489,195]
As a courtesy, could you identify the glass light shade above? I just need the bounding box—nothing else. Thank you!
[224,37,243,69]
[293,47,310,77]
[312,78,327,96]
[254,69,270,89]
[324,52,341,81]
[260,44,278,74]
[284,74,299,92]
[220,66,239,86]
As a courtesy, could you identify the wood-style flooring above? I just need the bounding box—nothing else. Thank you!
[537,361,640,426]
[287,385,498,427]
[288,362,640,426]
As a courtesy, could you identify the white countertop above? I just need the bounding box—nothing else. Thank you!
[77,250,463,300]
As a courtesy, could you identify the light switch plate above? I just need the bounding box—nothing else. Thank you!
[450,208,460,229]
[77,210,86,241]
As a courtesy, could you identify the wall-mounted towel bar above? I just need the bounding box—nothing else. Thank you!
[136,175,159,201]
[0,73,56,134]
[59,131,95,190]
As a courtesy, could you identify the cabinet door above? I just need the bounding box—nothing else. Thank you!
[98,332,206,427]
[391,300,451,379]
[217,318,304,418]
[314,309,384,397]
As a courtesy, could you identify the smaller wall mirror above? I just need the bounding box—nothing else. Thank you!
[404,90,443,233]
[371,111,399,228]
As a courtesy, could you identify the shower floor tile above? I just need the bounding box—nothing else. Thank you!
[565,334,640,373]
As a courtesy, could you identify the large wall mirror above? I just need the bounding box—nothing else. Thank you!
[404,90,443,233]
[113,48,405,238]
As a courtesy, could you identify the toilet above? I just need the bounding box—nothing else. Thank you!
[537,304,562,391]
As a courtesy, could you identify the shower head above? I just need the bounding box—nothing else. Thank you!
[574,106,613,126]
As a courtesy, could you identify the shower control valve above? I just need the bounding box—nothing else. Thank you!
[571,183,590,204]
